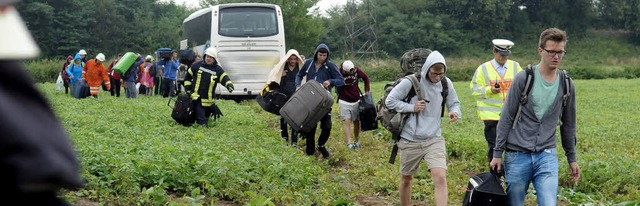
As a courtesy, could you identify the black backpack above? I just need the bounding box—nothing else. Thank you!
[168,93,196,126]
[149,64,157,77]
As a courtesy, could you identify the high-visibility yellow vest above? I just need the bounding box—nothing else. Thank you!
[470,60,523,120]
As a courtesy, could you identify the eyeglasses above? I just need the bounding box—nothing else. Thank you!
[429,71,445,77]
[541,48,566,57]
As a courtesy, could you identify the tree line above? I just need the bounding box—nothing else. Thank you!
[17,0,640,59]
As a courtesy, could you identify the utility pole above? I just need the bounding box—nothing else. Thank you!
[343,0,378,60]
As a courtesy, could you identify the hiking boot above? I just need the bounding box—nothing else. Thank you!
[354,141,361,148]
[348,144,355,150]
[317,146,331,158]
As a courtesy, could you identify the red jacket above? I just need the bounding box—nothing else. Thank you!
[107,61,121,80]
[338,66,370,103]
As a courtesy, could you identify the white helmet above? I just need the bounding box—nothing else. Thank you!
[204,47,218,59]
[145,55,153,61]
[342,60,355,72]
[79,49,87,55]
[96,53,105,62]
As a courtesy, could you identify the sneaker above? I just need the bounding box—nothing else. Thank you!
[281,136,288,142]
[317,146,331,158]
[291,142,297,147]
[354,141,360,148]
[348,144,355,150]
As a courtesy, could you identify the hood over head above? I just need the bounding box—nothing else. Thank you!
[267,49,304,84]
[73,53,82,61]
[420,50,447,83]
[313,43,331,62]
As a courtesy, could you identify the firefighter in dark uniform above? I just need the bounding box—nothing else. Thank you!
[184,48,234,126]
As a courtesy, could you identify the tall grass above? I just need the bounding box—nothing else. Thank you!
[37,77,640,205]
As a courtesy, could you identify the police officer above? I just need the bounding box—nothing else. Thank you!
[470,39,523,164]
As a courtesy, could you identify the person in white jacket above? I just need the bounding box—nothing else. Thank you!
[385,50,461,206]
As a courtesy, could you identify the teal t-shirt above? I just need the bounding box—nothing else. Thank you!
[531,65,559,120]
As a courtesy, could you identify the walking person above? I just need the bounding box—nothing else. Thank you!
[385,51,461,206]
[59,55,73,94]
[490,28,581,206]
[82,53,110,98]
[123,54,144,98]
[159,50,179,97]
[276,49,305,145]
[141,55,155,96]
[295,43,344,158]
[337,60,370,150]
[66,53,84,92]
[106,53,123,97]
[470,39,523,164]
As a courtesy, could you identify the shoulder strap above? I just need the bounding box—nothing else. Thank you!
[559,70,571,126]
[405,73,423,100]
[440,77,448,117]
[512,64,535,129]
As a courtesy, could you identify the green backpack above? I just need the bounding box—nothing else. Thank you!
[400,48,432,75]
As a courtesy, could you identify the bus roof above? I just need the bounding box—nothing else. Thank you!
[183,3,280,24]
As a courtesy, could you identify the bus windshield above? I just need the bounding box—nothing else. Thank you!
[219,7,278,37]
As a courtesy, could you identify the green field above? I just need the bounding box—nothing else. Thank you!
[39,78,640,205]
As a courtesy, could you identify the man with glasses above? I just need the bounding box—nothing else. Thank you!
[471,39,523,165]
[490,28,581,206]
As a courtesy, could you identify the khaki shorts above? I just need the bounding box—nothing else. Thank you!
[338,100,359,121]
[398,136,447,176]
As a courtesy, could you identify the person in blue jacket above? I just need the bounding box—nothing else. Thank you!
[295,43,344,158]
[66,53,84,85]
[123,54,144,98]
[159,50,180,98]
[66,53,84,94]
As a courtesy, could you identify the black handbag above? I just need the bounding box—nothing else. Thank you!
[462,170,507,206]
[358,93,378,131]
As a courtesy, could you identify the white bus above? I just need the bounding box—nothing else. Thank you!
[180,3,285,99]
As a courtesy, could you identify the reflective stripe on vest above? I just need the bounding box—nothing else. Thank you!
[474,60,521,120]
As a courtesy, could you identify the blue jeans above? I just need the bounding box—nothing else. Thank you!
[504,148,558,206]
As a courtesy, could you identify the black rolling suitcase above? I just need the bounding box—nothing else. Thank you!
[279,80,334,133]
[463,171,507,206]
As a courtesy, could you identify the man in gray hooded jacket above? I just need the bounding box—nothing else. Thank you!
[386,50,461,206]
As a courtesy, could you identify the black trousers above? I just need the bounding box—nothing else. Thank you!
[63,78,70,94]
[154,76,162,95]
[194,99,212,126]
[484,120,499,163]
[302,112,332,155]
[109,77,121,97]
[280,117,298,143]
[161,78,176,98]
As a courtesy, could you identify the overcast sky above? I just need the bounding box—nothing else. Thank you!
[166,0,349,15]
